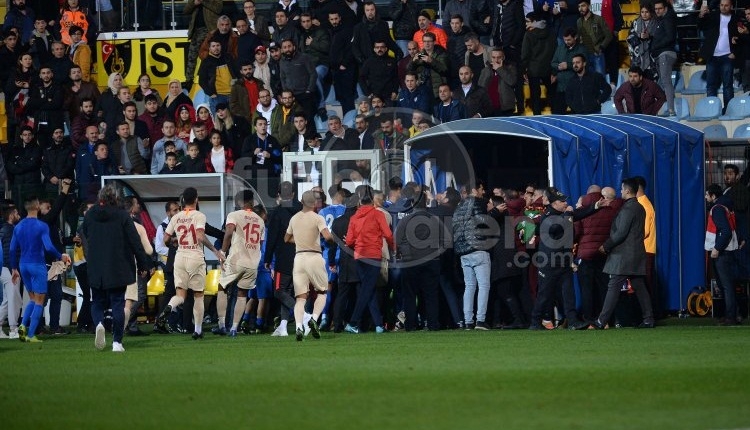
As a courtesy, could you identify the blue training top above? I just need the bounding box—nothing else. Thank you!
[9,218,62,270]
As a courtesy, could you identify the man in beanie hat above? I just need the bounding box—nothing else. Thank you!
[413,9,448,49]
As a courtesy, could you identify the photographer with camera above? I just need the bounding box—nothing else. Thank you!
[406,32,450,100]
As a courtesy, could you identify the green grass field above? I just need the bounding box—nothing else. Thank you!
[2,319,749,430]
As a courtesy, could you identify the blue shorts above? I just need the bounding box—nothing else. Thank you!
[249,271,272,300]
[20,263,48,294]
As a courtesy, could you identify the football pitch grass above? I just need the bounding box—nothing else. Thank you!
[2,319,749,430]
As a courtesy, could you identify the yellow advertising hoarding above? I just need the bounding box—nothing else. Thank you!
[96,30,192,89]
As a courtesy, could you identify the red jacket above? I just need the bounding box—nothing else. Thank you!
[204,146,234,173]
[613,78,666,115]
[345,205,394,260]
[574,192,623,260]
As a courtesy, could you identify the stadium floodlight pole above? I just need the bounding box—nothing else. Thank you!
[171,0,177,30]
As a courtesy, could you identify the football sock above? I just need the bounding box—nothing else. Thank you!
[312,293,327,321]
[123,306,131,331]
[279,319,288,330]
[28,304,44,338]
[303,312,312,326]
[193,297,204,335]
[232,297,247,331]
[22,301,35,327]
[256,317,264,327]
[168,295,184,310]
[241,313,250,322]
[216,290,227,327]
[294,299,306,331]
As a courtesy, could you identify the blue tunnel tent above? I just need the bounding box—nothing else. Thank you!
[405,115,705,312]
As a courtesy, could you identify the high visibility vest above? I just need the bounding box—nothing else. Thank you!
[704,204,739,251]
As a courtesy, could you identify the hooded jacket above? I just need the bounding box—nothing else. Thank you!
[346,204,394,260]
[452,196,491,257]
[521,22,556,78]
[82,204,152,290]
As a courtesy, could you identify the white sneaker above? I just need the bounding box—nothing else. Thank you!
[271,326,288,336]
[112,342,125,352]
[8,329,19,340]
[0,330,8,339]
[94,323,106,350]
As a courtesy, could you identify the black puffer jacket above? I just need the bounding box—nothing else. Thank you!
[389,0,419,40]
[452,196,491,257]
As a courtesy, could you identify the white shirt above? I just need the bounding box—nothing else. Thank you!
[211,147,226,172]
[714,14,732,57]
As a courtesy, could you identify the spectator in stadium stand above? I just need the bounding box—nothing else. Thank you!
[272,10,303,48]
[64,64,100,127]
[199,15,238,61]
[110,121,150,175]
[564,54,611,114]
[453,65,492,118]
[59,0,92,47]
[175,104,195,141]
[0,30,21,86]
[122,101,150,144]
[412,9,448,49]
[67,25,91,82]
[241,116,282,175]
[41,127,75,199]
[433,83,466,122]
[252,46,275,98]
[213,102,250,156]
[353,2,404,67]
[478,48,517,116]
[184,0,223,89]
[323,115,359,151]
[599,0,624,86]
[253,88,277,130]
[699,0,740,114]
[359,40,400,103]
[133,74,162,115]
[95,73,122,134]
[198,38,237,115]
[328,10,357,113]
[310,0,356,29]
[28,18,53,69]
[266,41,284,98]
[8,127,43,209]
[242,0,271,43]
[576,0,611,78]
[138,94,165,148]
[463,32,490,84]
[162,79,193,122]
[270,90,304,150]
[613,66,666,115]
[279,39,317,125]
[25,65,64,144]
[5,53,35,146]
[521,12,556,116]
[397,40,419,90]
[354,114,375,150]
[407,31,450,99]
[190,120,213,157]
[299,13,331,118]
[550,27,586,114]
[444,0,473,29]
[150,120,188,175]
[204,129,234,173]
[229,58,266,125]
[3,0,35,45]
[390,0,419,56]
[493,0,526,114]
[48,42,73,86]
[70,97,100,150]
[447,15,470,86]
[273,0,302,23]
[235,18,263,67]
[649,0,677,116]
[79,140,117,203]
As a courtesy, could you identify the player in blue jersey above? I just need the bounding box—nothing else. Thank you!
[316,187,348,329]
[10,196,71,343]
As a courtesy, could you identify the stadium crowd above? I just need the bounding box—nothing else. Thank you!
[0,0,748,348]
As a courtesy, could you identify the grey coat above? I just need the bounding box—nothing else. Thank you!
[602,197,646,276]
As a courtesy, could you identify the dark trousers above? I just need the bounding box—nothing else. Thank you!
[294,91,318,125]
[531,266,578,324]
[577,257,608,322]
[403,260,440,331]
[598,274,654,325]
[332,67,356,113]
[74,264,92,329]
[528,76,552,115]
[333,280,358,330]
[350,259,383,328]
[46,276,63,329]
[551,91,568,115]
[274,271,296,320]
[92,287,126,343]
[438,269,462,325]
[491,275,524,325]
[713,251,738,321]
[126,275,147,331]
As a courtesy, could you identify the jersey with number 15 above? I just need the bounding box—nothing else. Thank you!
[165,209,207,260]
[225,209,265,269]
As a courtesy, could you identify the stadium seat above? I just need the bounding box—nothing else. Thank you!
[342,109,357,128]
[204,269,220,296]
[681,71,707,95]
[718,96,750,120]
[314,115,328,133]
[733,123,750,138]
[685,96,722,121]
[672,71,684,94]
[703,124,728,139]
[147,269,165,296]
[325,86,337,103]
[664,97,689,121]
[601,99,619,115]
